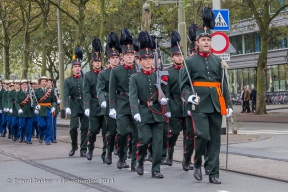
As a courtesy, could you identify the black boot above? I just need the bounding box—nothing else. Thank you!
[136,163,144,175]
[86,150,93,160]
[152,172,164,179]
[193,167,202,181]
[80,151,87,157]
[182,159,189,171]
[105,152,112,165]
[123,161,129,168]
[209,177,221,184]
[166,155,173,166]
[117,158,124,169]
[127,148,132,159]
[69,146,78,156]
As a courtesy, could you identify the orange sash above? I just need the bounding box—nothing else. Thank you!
[39,102,56,117]
[20,95,30,106]
[192,82,227,115]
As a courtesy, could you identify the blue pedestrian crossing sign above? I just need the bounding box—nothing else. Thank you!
[212,9,230,31]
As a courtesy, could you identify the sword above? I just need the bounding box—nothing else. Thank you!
[226,114,229,172]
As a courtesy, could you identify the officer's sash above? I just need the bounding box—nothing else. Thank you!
[20,94,30,106]
[39,89,51,102]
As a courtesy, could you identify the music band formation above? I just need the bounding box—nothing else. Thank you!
[0,7,233,184]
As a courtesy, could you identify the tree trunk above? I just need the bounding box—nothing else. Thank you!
[2,28,10,79]
[99,0,105,46]
[74,1,86,47]
[141,1,151,33]
[22,25,30,79]
[41,16,48,76]
[255,33,269,114]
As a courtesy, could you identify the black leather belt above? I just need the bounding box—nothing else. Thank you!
[91,94,98,98]
[116,90,129,97]
[71,96,82,100]
[170,93,181,100]
[139,100,158,106]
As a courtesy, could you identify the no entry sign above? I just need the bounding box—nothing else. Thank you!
[211,32,230,54]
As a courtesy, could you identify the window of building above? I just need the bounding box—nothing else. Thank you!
[248,68,256,88]
[244,33,256,53]
[279,65,286,91]
[235,35,243,55]
[243,68,249,87]
[237,69,243,92]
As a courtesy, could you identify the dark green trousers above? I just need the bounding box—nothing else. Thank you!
[167,117,186,156]
[104,115,116,155]
[137,122,164,172]
[116,114,137,168]
[69,113,89,153]
[87,115,106,160]
[162,121,168,160]
[192,111,222,178]
[183,116,194,162]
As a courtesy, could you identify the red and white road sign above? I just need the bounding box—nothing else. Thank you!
[211,32,230,54]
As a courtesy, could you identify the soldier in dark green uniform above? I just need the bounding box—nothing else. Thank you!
[97,32,120,165]
[15,79,34,144]
[83,38,106,161]
[162,31,187,166]
[180,7,233,184]
[109,28,137,170]
[1,80,10,137]
[34,76,56,145]
[64,46,88,157]
[8,80,19,141]
[0,79,3,137]
[182,24,198,171]
[130,30,169,178]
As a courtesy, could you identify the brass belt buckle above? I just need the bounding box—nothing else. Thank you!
[195,93,200,105]
[147,101,153,106]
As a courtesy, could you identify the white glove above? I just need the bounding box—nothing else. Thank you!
[51,107,55,113]
[187,110,191,116]
[133,113,141,122]
[0,110,2,113]
[101,101,107,108]
[188,95,199,105]
[4,108,8,112]
[18,109,23,114]
[65,108,71,115]
[160,98,168,105]
[57,100,62,104]
[9,109,12,113]
[35,105,41,110]
[109,108,117,119]
[34,109,39,114]
[226,108,233,118]
[165,112,171,118]
[84,109,90,117]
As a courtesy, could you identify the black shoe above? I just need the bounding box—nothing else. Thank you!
[105,153,112,165]
[131,167,136,172]
[205,169,210,175]
[3,133,6,137]
[123,161,129,168]
[45,142,51,145]
[51,140,57,143]
[182,160,189,171]
[161,159,168,165]
[113,146,118,155]
[19,139,23,143]
[86,150,93,160]
[193,168,202,181]
[136,163,144,175]
[36,135,39,139]
[166,155,173,166]
[117,159,124,169]
[209,177,221,184]
[152,172,164,179]
[189,164,194,170]
[80,151,87,157]
[26,141,32,144]
[13,137,16,142]
[69,147,78,157]
[8,134,11,139]
[39,139,43,143]
[127,149,132,159]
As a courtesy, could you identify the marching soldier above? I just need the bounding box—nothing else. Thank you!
[64,46,88,157]
[180,7,233,184]
[15,79,34,144]
[130,30,169,178]
[96,32,120,165]
[163,31,187,166]
[83,38,106,161]
[47,78,60,143]
[8,80,20,141]
[109,28,137,170]
[34,76,56,145]
[7,80,14,139]
[1,80,10,137]
[182,24,198,171]
[31,80,39,138]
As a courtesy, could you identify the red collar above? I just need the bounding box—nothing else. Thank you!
[93,69,102,74]
[123,63,134,70]
[173,64,183,70]
[109,67,112,70]
[142,68,154,75]
[198,52,210,58]
[73,74,81,79]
